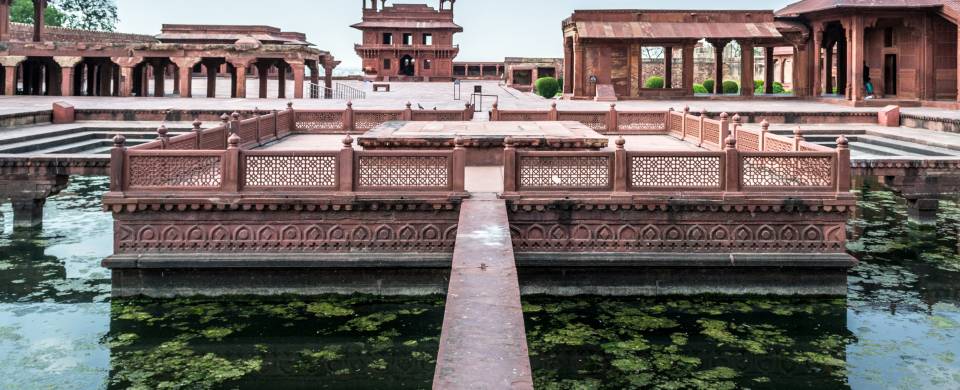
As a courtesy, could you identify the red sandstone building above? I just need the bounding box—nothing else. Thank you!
[353,0,462,81]
[0,0,338,98]
[563,1,960,108]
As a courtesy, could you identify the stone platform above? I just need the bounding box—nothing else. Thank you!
[358,121,608,165]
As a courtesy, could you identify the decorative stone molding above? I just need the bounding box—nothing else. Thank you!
[53,56,82,68]
[0,55,26,67]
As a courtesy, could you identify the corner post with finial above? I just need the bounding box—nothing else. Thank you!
[490,102,499,121]
[156,125,170,149]
[224,133,242,193]
[285,102,296,134]
[192,118,203,149]
[403,102,413,121]
[452,137,466,192]
[464,102,473,121]
[731,113,742,137]
[548,102,558,121]
[836,136,851,193]
[614,137,627,193]
[724,134,740,193]
[503,136,517,193]
[666,107,674,134]
[339,135,355,192]
[793,127,805,151]
[607,103,618,132]
[759,119,770,151]
[220,113,231,148]
[718,112,730,149]
[681,106,690,139]
[345,101,355,133]
[110,134,126,192]
[271,109,280,140]
[698,108,708,146]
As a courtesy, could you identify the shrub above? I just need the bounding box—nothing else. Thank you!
[754,81,787,94]
[534,77,560,98]
[722,80,739,94]
[773,82,786,94]
[753,80,764,93]
[702,79,716,93]
[693,84,708,94]
[644,76,664,89]
[557,78,563,93]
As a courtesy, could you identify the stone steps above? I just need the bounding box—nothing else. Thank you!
[0,130,167,154]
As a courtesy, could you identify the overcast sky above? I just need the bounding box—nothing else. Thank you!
[116,0,796,69]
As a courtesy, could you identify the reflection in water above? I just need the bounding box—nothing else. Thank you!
[0,177,959,388]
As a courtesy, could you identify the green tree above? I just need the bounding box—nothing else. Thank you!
[10,0,65,27]
[56,0,118,31]
[534,77,560,99]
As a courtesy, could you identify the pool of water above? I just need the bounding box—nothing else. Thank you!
[0,177,958,389]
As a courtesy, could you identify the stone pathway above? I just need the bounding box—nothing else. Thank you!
[433,195,533,390]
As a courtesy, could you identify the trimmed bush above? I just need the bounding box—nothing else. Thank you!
[534,77,560,98]
[722,80,739,94]
[702,79,716,93]
[693,84,708,94]
[644,76,664,89]
[753,80,764,92]
[754,81,787,94]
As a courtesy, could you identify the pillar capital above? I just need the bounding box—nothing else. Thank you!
[170,56,201,68]
[0,55,26,67]
[228,57,255,69]
[110,56,143,68]
[53,56,83,68]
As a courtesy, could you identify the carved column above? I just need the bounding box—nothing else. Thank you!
[824,40,834,94]
[110,56,142,97]
[256,60,271,98]
[170,57,199,98]
[53,56,81,96]
[740,42,754,96]
[322,60,338,99]
[277,61,288,99]
[709,40,729,94]
[682,43,695,96]
[203,59,219,98]
[32,0,46,42]
[664,46,673,89]
[849,16,865,101]
[573,38,585,97]
[152,59,165,97]
[764,47,775,94]
[0,56,25,95]
[308,61,319,98]
[231,62,249,99]
[290,60,305,99]
[812,25,823,97]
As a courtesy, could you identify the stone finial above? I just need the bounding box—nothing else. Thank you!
[342,134,354,148]
[719,112,729,120]
[231,111,240,121]
[793,126,805,140]
[192,119,202,131]
[492,102,499,109]
[732,114,741,124]
[700,108,708,117]
[220,113,230,123]
[504,136,515,148]
[156,124,168,138]
[683,105,690,113]
[836,135,849,150]
[724,135,737,150]
[609,103,616,110]
[760,119,770,131]
[616,137,626,149]
[346,101,353,109]
[551,102,557,109]
[286,102,294,110]
[406,102,412,109]
[112,134,126,147]
[454,136,465,148]
[228,133,241,148]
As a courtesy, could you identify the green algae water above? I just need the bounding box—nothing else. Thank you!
[1,177,959,389]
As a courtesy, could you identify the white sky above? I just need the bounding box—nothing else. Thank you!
[116,0,797,69]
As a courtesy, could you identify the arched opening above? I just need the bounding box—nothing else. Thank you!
[399,55,415,77]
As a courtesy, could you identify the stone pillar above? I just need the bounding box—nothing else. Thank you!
[664,47,673,89]
[98,63,112,96]
[957,24,960,102]
[1,174,68,229]
[257,61,271,98]
[232,62,248,98]
[32,0,46,42]
[171,57,199,98]
[110,56,142,97]
[0,0,11,41]
[741,42,754,97]
[711,40,728,94]
[0,56,25,96]
[323,62,335,98]
[764,47,775,94]
[824,41,834,95]
[204,60,218,98]
[573,39,585,97]
[849,16,865,101]
[153,59,165,97]
[290,60,305,99]
[229,64,237,98]
[682,44,695,95]
[309,62,319,98]
[278,62,287,99]
[53,56,81,96]
[563,40,574,94]
[172,65,180,95]
[86,63,96,96]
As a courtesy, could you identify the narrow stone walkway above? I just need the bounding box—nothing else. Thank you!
[433,194,533,390]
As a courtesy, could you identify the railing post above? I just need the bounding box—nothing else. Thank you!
[404,102,413,121]
[345,101,355,133]
[607,103,618,133]
[230,111,241,137]
[192,119,203,150]
[339,135,355,192]
[503,136,517,193]
[464,103,473,121]
[724,135,740,193]
[255,113,262,146]
[110,135,126,192]
[793,127,805,151]
[666,107,674,133]
[224,134,241,193]
[156,125,169,149]
[452,137,466,192]
[836,136,851,193]
[491,102,500,121]
[286,102,295,134]
[682,106,690,139]
[719,112,730,148]
[272,109,279,140]
[698,109,707,147]
[548,102,558,121]
[220,113,231,148]
[760,119,769,151]
[614,137,627,192]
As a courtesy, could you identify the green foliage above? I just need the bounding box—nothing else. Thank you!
[722,80,739,94]
[556,78,563,93]
[702,79,716,93]
[754,81,787,94]
[10,0,65,26]
[644,76,664,89]
[753,80,764,92]
[534,77,560,98]
[57,0,119,31]
[693,84,709,94]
